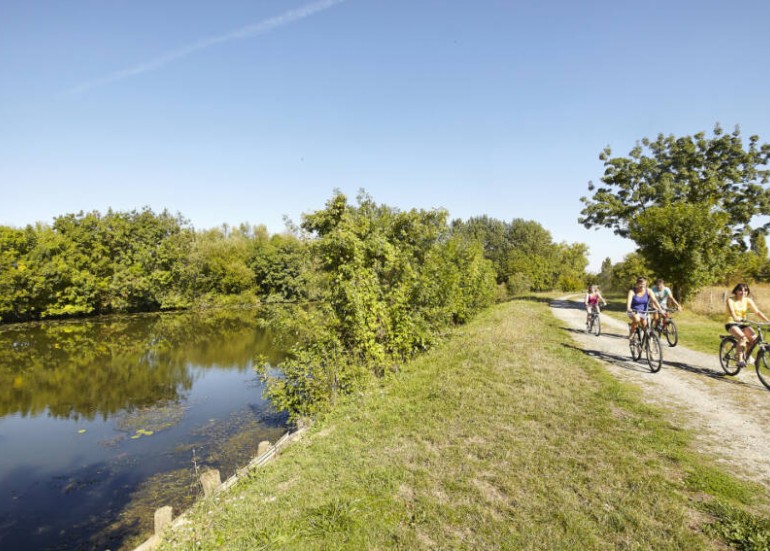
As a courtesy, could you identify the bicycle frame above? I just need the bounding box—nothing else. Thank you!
[719,321,770,380]
[629,309,663,372]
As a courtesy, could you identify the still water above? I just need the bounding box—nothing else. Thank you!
[0,309,289,550]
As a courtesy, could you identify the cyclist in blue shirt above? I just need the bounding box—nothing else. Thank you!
[626,277,662,341]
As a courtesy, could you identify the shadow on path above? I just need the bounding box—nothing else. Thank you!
[562,343,762,390]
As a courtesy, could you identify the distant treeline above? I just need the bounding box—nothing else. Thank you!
[0,194,587,325]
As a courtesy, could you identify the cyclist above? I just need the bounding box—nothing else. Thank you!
[584,284,607,328]
[650,278,682,328]
[726,283,770,367]
[626,277,662,341]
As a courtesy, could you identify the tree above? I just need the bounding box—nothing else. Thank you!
[611,253,652,292]
[628,204,732,299]
[598,257,614,291]
[749,230,770,281]
[580,124,770,298]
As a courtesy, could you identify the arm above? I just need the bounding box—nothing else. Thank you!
[598,292,607,306]
[668,289,682,310]
[647,289,662,311]
[626,290,633,312]
[727,298,741,322]
[748,298,770,322]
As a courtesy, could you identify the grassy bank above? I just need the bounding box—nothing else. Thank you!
[155,298,770,550]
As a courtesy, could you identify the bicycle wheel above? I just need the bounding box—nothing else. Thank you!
[756,349,770,390]
[592,315,601,336]
[719,337,741,375]
[629,328,643,361]
[645,331,663,372]
[663,319,678,347]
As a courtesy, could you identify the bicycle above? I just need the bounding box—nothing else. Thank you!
[628,309,663,372]
[586,306,601,336]
[653,307,679,347]
[719,321,770,390]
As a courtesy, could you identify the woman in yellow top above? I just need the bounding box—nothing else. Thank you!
[725,283,770,367]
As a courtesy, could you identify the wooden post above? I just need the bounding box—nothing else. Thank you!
[257,440,271,457]
[200,469,221,497]
[154,506,173,534]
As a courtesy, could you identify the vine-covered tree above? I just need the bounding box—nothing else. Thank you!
[580,124,770,298]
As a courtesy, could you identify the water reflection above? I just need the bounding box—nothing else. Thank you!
[0,308,289,550]
[0,309,283,420]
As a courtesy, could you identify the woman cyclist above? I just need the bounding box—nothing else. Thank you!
[726,283,770,367]
[584,285,607,328]
[626,277,662,341]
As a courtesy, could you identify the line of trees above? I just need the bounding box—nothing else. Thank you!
[0,195,588,325]
[0,208,312,322]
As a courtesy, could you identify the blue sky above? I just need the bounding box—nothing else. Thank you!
[2,1,770,271]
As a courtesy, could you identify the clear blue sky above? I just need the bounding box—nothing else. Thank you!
[3,0,770,271]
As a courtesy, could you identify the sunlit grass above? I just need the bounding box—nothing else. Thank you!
[156,299,770,550]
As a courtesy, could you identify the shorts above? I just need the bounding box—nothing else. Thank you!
[628,311,648,320]
[725,323,749,331]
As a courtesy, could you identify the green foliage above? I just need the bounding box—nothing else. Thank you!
[259,191,497,420]
[610,252,652,291]
[250,232,313,301]
[628,203,733,299]
[0,225,37,321]
[452,216,589,293]
[581,124,770,298]
[704,502,770,551]
[597,256,614,290]
[0,208,196,320]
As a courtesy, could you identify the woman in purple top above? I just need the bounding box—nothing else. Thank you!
[626,276,662,340]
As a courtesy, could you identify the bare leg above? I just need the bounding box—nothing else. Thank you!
[729,325,748,362]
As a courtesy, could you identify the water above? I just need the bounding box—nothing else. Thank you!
[0,309,289,550]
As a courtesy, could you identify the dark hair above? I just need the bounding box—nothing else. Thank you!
[636,277,647,284]
[655,278,664,285]
[732,283,750,295]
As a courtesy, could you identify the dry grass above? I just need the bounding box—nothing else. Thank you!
[688,283,770,317]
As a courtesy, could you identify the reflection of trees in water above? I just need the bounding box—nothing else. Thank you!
[0,309,287,419]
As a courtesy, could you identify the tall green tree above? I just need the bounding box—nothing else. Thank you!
[580,124,770,298]
[598,257,614,291]
[628,204,732,298]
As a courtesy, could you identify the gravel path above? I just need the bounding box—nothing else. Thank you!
[551,296,770,491]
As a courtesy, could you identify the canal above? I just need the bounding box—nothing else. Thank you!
[0,308,289,550]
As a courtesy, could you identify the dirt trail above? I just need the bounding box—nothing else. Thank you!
[551,296,770,491]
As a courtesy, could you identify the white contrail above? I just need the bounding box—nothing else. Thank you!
[65,0,346,96]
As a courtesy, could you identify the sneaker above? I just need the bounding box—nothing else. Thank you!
[737,360,747,368]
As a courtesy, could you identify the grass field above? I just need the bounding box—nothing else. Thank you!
[153,297,770,550]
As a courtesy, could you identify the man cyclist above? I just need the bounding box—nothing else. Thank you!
[650,278,682,329]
